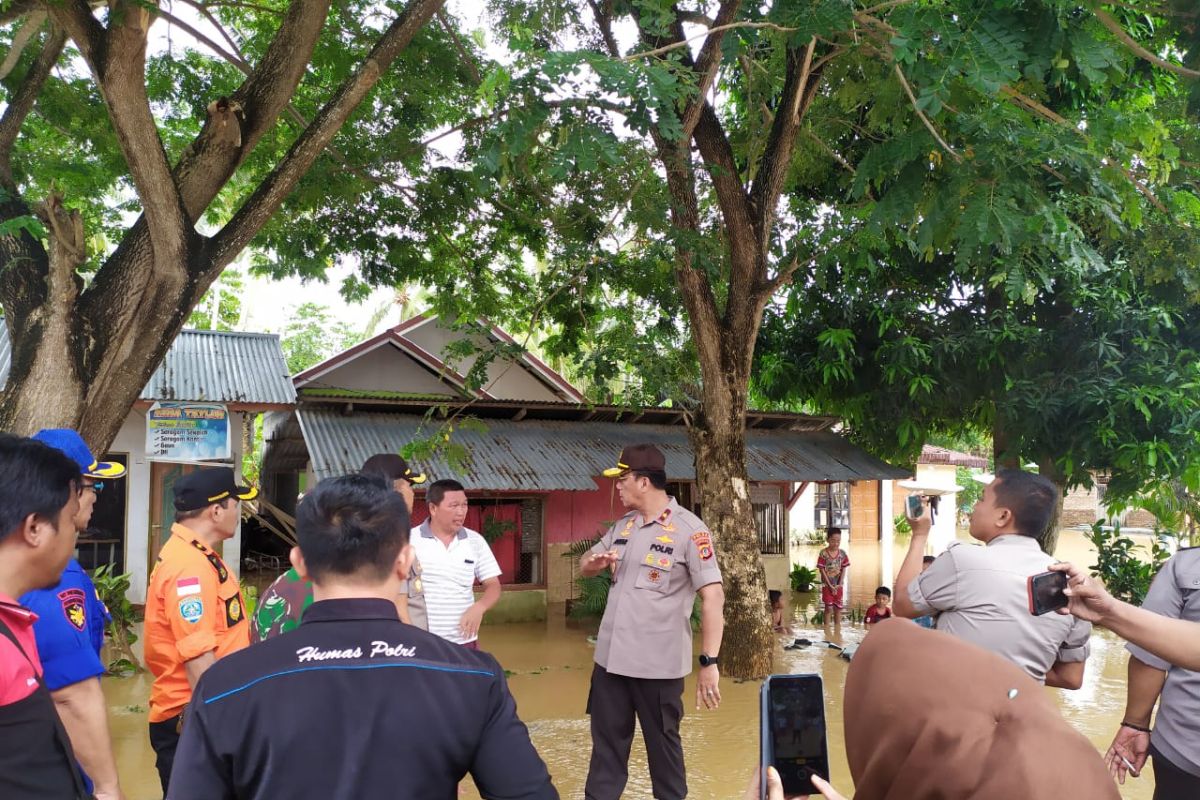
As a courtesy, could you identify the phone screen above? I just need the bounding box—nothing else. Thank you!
[761,674,829,796]
[906,494,923,518]
[1029,570,1069,615]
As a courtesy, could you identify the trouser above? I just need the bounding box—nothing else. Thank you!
[1151,746,1200,800]
[148,715,183,796]
[584,664,686,800]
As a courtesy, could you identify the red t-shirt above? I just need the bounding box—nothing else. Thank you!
[864,605,893,625]
[0,595,43,706]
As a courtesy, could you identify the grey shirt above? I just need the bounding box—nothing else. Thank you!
[591,498,723,680]
[907,534,1092,683]
[1127,547,1200,777]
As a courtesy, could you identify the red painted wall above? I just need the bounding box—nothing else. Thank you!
[543,479,628,544]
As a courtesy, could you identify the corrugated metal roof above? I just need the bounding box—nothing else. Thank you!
[297,408,910,489]
[919,444,988,469]
[0,327,296,406]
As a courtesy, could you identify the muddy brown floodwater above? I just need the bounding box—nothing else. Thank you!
[105,529,1157,799]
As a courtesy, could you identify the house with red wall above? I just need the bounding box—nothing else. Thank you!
[261,314,909,620]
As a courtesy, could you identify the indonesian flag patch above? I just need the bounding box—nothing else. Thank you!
[176,577,202,597]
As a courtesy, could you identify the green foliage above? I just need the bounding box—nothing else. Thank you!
[279,302,359,374]
[240,579,259,621]
[187,269,246,331]
[893,514,912,536]
[955,468,985,516]
[480,512,516,545]
[88,565,142,675]
[789,564,817,593]
[1087,522,1172,606]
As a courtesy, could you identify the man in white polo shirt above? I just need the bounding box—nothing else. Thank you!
[411,479,502,649]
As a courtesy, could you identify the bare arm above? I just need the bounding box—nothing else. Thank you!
[1044,659,1085,690]
[892,500,931,619]
[1123,655,1167,728]
[184,650,217,691]
[580,550,618,578]
[476,576,502,613]
[460,577,503,640]
[396,593,412,625]
[1052,562,1200,671]
[51,677,124,800]
[696,582,725,711]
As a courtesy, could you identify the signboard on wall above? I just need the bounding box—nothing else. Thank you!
[146,402,231,462]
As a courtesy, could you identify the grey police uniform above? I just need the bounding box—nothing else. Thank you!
[585,498,722,800]
[169,598,557,800]
[1126,546,1200,797]
[398,556,428,630]
[907,534,1091,683]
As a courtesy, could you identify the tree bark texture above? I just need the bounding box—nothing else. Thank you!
[0,0,445,452]
[1037,454,1067,556]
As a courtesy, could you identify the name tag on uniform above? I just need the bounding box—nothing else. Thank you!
[464,559,475,564]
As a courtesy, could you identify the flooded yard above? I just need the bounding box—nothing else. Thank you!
[104,529,1158,798]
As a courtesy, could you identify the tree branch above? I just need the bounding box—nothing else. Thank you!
[1093,6,1200,78]
[207,0,446,268]
[749,37,822,239]
[679,0,742,137]
[436,8,481,85]
[626,19,795,63]
[0,0,39,26]
[894,63,962,162]
[0,25,67,189]
[0,9,47,80]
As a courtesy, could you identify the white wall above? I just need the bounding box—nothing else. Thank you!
[915,464,959,555]
[110,409,245,604]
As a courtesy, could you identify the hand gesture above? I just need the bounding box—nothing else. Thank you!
[588,550,620,570]
[906,495,932,537]
[459,603,485,640]
[1104,725,1150,784]
[743,767,847,800]
[1048,562,1117,624]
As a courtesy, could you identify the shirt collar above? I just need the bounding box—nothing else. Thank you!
[420,520,467,540]
[300,598,401,625]
[634,497,679,528]
[171,522,211,552]
[986,533,1041,547]
[0,594,37,626]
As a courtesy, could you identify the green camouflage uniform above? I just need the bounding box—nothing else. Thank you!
[252,567,314,642]
[252,561,428,642]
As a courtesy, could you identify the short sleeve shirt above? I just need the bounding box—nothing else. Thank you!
[591,498,723,679]
[19,560,110,691]
[906,534,1091,683]
[411,523,502,645]
[1126,547,1200,776]
[144,524,249,722]
[0,597,42,707]
[817,549,850,585]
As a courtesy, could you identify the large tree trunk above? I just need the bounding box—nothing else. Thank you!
[1037,454,1068,555]
[690,389,774,680]
[0,0,445,450]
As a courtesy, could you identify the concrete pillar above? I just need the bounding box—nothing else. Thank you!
[880,480,895,589]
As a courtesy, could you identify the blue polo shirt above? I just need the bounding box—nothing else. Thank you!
[19,559,110,690]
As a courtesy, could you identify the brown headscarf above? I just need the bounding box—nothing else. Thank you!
[843,619,1118,799]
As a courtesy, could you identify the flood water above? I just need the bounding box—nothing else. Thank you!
[104,529,1157,799]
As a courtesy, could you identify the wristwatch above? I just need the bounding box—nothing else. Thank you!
[698,654,719,667]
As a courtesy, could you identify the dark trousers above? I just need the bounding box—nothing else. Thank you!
[584,664,686,800]
[1152,747,1200,800]
[148,715,183,796]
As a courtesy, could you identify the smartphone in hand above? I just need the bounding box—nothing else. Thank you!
[760,674,829,799]
[1028,570,1070,615]
[906,494,924,519]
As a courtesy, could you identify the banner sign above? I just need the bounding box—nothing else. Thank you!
[146,402,231,462]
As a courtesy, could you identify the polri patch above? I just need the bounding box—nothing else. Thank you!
[179,597,204,623]
[692,532,715,560]
[58,588,86,632]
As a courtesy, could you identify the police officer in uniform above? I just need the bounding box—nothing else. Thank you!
[580,444,725,800]
[1106,544,1200,798]
[170,473,558,799]
[144,467,255,793]
[20,429,126,800]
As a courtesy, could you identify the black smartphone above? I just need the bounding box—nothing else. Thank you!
[1028,570,1070,615]
[760,674,829,798]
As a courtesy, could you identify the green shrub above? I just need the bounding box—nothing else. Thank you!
[789,564,817,592]
[1087,522,1172,605]
[89,564,143,675]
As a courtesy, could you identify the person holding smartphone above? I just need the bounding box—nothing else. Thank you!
[890,469,1092,687]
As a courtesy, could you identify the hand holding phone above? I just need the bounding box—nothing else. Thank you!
[761,674,829,799]
[905,494,924,519]
[1028,570,1070,615]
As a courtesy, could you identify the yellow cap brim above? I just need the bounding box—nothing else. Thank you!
[602,467,627,478]
[408,473,427,485]
[86,461,126,479]
[235,486,258,501]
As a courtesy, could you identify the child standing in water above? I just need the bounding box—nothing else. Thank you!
[817,527,850,625]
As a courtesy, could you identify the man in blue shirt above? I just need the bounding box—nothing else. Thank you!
[20,428,126,800]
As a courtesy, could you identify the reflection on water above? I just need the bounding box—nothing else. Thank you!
[107,529,1155,799]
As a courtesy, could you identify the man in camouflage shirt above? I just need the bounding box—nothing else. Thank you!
[252,454,427,641]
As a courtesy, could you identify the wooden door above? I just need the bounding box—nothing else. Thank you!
[147,462,200,579]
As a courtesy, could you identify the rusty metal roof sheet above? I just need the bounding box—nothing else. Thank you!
[0,327,296,406]
[296,407,909,489]
[919,444,988,469]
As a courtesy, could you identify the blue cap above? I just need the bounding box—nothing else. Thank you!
[32,429,126,479]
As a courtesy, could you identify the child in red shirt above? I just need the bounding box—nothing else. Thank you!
[865,586,893,625]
